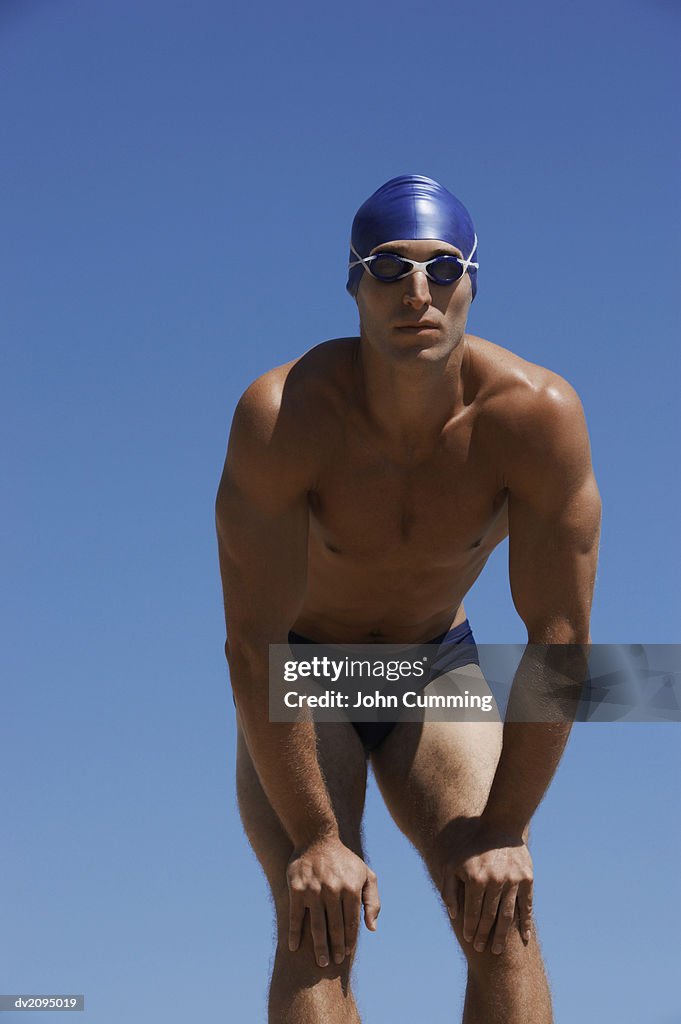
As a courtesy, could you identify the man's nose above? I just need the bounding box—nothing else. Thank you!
[402,270,432,306]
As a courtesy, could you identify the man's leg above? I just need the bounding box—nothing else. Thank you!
[236,714,369,1024]
[370,665,553,1024]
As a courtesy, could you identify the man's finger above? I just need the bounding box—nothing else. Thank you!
[491,885,518,954]
[362,871,381,931]
[288,890,305,952]
[518,879,533,942]
[325,896,346,964]
[441,871,460,920]
[462,881,485,944]
[342,893,361,955]
[472,884,504,953]
[309,901,330,967]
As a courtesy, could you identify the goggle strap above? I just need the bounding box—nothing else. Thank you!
[460,234,479,273]
[349,242,367,269]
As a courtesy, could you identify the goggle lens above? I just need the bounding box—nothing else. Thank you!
[427,256,464,284]
[368,254,409,280]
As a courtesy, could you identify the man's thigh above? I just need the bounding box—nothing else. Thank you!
[371,667,542,970]
[235,714,369,900]
[369,664,504,876]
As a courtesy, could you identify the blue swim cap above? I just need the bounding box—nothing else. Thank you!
[346,174,478,300]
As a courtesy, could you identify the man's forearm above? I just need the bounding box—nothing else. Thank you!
[480,643,589,836]
[229,645,340,849]
[480,721,572,836]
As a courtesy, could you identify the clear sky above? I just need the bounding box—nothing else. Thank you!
[1,1,679,1022]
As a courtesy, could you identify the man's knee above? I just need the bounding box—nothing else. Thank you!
[274,941,355,990]
[272,891,357,984]
[456,920,539,978]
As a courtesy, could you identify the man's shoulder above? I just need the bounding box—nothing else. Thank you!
[232,338,355,453]
[468,336,593,495]
[468,335,585,439]
[241,337,355,403]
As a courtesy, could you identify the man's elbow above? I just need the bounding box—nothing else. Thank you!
[227,633,265,670]
[525,612,592,645]
[226,627,291,673]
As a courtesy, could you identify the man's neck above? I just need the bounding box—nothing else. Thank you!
[353,334,470,449]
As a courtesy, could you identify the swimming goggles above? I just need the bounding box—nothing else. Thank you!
[349,235,478,285]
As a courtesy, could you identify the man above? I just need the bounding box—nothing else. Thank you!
[215,175,601,1024]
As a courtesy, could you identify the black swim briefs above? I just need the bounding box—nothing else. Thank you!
[287,619,480,753]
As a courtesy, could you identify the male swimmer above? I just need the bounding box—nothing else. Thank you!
[216,175,601,1024]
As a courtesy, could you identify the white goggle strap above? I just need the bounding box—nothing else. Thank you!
[460,234,479,273]
[348,242,370,270]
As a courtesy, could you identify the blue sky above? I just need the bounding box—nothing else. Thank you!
[1,1,679,1021]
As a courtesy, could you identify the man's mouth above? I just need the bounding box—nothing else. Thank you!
[395,321,440,331]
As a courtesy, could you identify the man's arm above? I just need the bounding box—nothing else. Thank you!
[483,374,602,831]
[440,375,601,955]
[215,372,379,967]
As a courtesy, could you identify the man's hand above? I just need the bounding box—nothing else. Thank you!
[438,821,533,956]
[287,835,380,967]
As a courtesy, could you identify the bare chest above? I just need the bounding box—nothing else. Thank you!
[308,437,508,567]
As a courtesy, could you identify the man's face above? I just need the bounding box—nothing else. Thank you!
[355,238,472,361]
